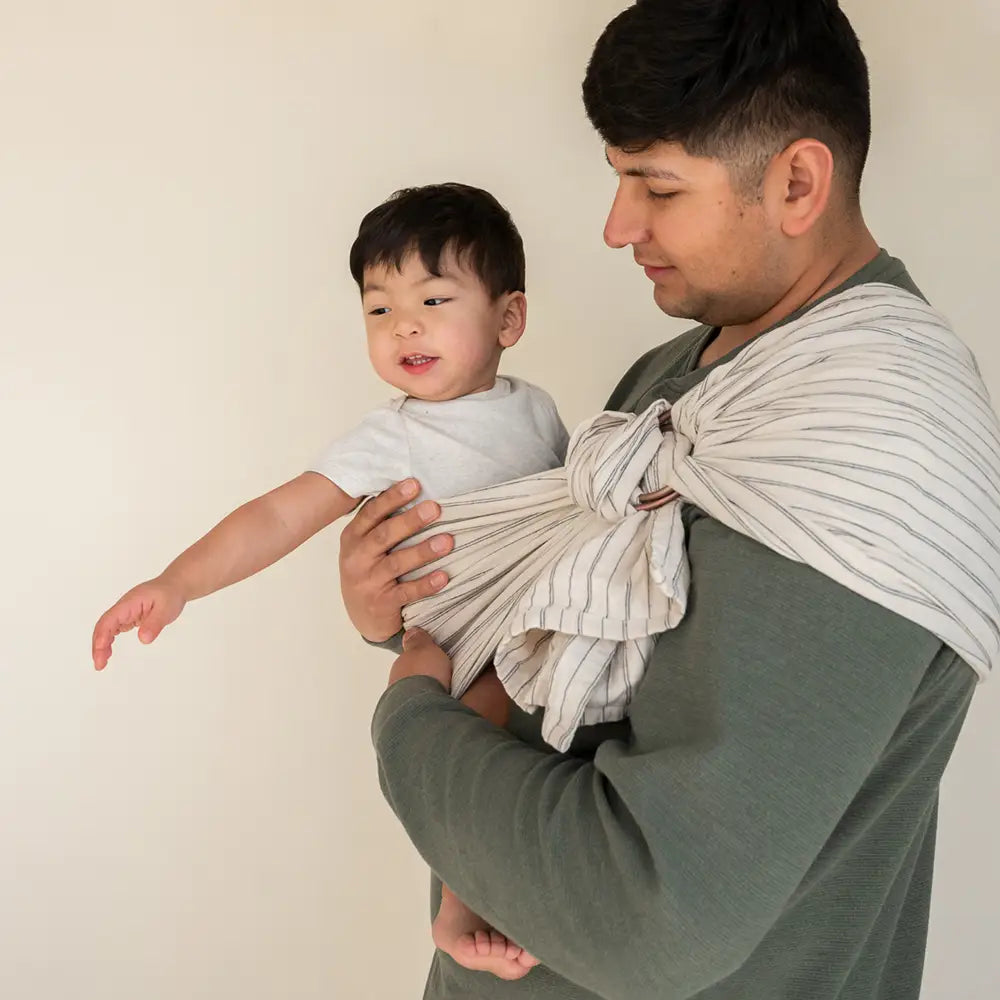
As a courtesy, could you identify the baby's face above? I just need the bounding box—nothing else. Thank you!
[360,250,519,401]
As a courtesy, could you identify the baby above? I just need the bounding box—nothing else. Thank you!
[91,182,567,979]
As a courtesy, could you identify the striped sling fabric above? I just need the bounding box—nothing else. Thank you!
[402,284,1000,751]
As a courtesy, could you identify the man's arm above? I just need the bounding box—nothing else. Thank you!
[372,512,952,999]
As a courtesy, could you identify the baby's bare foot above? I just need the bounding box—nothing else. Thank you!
[432,885,540,981]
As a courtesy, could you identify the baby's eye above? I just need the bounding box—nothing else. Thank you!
[424,297,450,307]
[368,306,390,316]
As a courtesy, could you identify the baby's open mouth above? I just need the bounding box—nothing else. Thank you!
[400,354,439,370]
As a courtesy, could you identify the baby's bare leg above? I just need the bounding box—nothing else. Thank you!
[430,672,538,978]
[432,884,539,980]
[460,665,510,728]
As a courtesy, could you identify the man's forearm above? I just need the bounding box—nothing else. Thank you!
[373,678,738,1000]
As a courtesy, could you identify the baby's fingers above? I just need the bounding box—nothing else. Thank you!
[92,596,149,669]
[136,605,173,645]
[92,605,133,670]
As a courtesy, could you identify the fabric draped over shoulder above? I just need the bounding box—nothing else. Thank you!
[402,284,1000,751]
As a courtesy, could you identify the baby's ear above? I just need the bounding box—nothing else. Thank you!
[498,291,527,349]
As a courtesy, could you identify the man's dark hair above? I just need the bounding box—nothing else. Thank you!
[582,0,871,198]
[349,182,526,299]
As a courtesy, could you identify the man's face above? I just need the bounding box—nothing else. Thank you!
[604,143,791,328]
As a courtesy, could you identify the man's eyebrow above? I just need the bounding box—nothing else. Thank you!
[361,282,384,295]
[605,149,684,182]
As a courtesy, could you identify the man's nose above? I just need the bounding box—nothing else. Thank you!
[603,186,651,249]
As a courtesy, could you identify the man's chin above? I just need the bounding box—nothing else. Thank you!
[652,284,700,322]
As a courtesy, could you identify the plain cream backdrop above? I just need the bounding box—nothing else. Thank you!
[1,2,997,998]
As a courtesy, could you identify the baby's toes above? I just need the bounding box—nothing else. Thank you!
[473,929,494,957]
[450,932,478,962]
[489,930,511,957]
[504,939,524,962]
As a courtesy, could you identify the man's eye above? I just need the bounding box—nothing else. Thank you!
[424,297,450,306]
[368,306,390,316]
[647,190,678,202]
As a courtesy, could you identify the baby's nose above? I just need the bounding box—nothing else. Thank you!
[393,318,422,338]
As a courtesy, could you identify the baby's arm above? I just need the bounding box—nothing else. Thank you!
[92,473,358,669]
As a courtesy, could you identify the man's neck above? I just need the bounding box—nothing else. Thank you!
[698,227,881,368]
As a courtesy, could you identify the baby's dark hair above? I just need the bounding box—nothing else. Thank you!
[349,182,526,299]
[583,0,871,198]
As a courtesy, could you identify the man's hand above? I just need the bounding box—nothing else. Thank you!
[388,628,453,691]
[339,479,454,642]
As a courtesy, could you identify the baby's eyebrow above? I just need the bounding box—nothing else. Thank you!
[362,271,462,296]
[418,271,460,284]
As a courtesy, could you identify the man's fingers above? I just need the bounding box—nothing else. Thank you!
[385,533,454,580]
[365,500,441,557]
[341,497,441,574]
[341,478,420,542]
[394,569,450,606]
[338,479,451,639]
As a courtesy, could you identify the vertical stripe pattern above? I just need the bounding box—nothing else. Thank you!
[402,284,1000,751]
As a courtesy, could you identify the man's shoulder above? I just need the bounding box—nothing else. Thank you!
[606,324,709,411]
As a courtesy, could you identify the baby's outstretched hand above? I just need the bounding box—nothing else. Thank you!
[91,578,186,671]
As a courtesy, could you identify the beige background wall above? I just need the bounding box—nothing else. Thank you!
[1,1,997,997]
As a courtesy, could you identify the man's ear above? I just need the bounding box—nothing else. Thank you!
[498,291,527,349]
[765,138,835,239]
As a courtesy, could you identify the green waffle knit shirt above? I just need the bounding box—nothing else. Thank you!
[371,251,977,999]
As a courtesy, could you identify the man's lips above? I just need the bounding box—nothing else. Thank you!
[639,262,675,280]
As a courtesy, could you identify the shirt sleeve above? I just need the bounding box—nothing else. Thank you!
[528,385,571,462]
[310,405,411,500]
[364,631,404,654]
[371,510,961,999]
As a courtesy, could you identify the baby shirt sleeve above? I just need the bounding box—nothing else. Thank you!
[530,385,571,462]
[309,405,412,500]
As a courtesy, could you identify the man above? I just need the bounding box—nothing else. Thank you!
[341,2,985,997]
